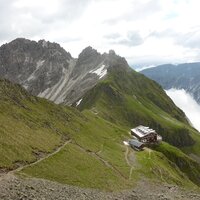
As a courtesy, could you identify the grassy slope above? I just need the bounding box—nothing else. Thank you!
[21,111,199,190]
[22,143,131,191]
[153,142,200,186]
[0,79,82,168]
[77,69,200,149]
[0,79,200,190]
[74,69,200,188]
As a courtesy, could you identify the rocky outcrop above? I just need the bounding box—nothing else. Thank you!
[0,39,128,105]
[0,38,72,100]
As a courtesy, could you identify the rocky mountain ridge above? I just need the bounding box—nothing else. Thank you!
[140,63,200,104]
[0,38,128,105]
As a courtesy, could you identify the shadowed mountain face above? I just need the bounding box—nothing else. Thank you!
[140,63,200,104]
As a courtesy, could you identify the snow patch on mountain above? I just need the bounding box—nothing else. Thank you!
[76,99,82,106]
[89,64,107,79]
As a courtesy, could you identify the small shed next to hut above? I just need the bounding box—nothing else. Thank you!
[129,139,144,151]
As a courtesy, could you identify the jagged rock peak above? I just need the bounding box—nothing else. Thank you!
[108,49,116,55]
[2,38,71,57]
[81,46,98,53]
[78,46,101,59]
[104,50,130,72]
[2,38,36,49]
[10,38,33,44]
[38,39,49,48]
[37,39,68,52]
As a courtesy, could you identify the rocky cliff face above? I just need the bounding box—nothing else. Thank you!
[140,63,200,104]
[0,38,127,105]
[0,38,72,102]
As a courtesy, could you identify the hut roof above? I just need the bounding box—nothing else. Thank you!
[129,139,144,148]
[131,125,156,138]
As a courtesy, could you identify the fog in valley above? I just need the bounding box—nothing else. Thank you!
[166,89,200,132]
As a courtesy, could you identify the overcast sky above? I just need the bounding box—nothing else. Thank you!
[1,0,200,67]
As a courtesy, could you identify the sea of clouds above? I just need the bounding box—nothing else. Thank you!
[166,88,200,132]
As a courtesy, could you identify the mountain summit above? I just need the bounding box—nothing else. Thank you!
[0,38,129,105]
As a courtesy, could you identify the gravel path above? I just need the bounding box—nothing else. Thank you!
[15,139,72,173]
[124,145,136,180]
[0,139,72,183]
[0,174,200,200]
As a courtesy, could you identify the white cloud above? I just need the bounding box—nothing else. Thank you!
[166,89,200,132]
[1,0,200,65]
[135,65,156,72]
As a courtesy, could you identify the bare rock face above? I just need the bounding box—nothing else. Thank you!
[0,38,72,97]
[0,38,129,105]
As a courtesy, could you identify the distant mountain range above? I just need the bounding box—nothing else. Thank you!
[140,63,200,104]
